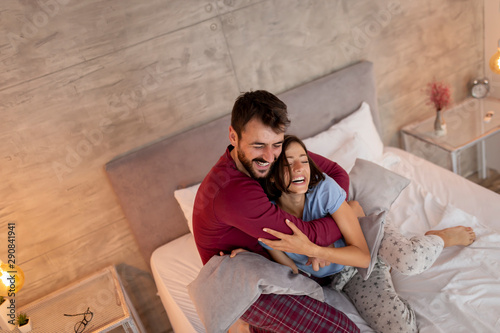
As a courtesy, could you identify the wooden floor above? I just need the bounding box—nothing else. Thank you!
[467,168,500,195]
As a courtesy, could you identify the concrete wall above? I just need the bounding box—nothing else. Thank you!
[0,0,483,331]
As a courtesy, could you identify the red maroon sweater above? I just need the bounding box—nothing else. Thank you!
[193,146,349,265]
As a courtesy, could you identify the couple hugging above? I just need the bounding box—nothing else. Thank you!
[192,90,475,333]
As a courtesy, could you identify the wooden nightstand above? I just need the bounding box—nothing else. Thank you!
[17,266,146,332]
[401,97,500,178]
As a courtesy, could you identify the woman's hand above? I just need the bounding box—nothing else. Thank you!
[259,219,319,258]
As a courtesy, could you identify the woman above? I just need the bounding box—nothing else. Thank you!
[257,135,476,333]
[260,135,370,278]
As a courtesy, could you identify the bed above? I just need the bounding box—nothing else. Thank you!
[105,61,500,333]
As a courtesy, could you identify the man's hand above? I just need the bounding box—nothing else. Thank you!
[219,248,248,258]
[259,219,319,258]
[306,257,332,271]
[306,242,335,270]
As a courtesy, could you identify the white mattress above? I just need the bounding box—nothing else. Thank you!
[151,232,202,333]
[151,147,500,333]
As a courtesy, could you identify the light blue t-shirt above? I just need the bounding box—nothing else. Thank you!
[261,174,346,277]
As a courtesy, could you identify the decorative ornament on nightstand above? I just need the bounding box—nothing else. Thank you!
[16,312,32,333]
[426,80,452,136]
[470,78,490,99]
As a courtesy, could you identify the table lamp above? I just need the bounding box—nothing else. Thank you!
[490,39,500,75]
[0,260,24,331]
[0,260,25,297]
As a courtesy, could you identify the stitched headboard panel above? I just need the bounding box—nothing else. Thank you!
[105,61,379,264]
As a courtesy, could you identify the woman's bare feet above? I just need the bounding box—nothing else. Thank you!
[425,226,476,247]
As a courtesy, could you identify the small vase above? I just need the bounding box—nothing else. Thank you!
[434,110,447,136]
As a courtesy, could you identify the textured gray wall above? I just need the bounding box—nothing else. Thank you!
[0,0,483,331]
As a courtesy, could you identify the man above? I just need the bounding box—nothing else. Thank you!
[193,90,359,332]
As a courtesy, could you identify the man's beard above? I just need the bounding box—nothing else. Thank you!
[237,149,274,180]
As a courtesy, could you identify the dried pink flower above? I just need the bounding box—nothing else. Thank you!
[426,81,451,112]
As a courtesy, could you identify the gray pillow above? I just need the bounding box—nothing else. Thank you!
[356,211,387,280]
[188,252,325,332]
[348,158,410,279]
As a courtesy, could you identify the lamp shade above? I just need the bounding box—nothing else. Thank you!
[0,261,25,297]
[490,40,500,75]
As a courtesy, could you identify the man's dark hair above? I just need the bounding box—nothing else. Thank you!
[231,90,290,139]
[265,135,325,200]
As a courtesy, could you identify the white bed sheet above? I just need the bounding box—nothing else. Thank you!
[151,147,500,333]
[382,147,500,333]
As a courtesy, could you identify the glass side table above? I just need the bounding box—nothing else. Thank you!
[17,266,146,333]
[401,97,500,179]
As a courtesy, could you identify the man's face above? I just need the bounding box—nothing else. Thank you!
[230,117,284,179]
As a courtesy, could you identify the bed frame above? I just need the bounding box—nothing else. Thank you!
[105,61,380,263]
[105,61,500,333]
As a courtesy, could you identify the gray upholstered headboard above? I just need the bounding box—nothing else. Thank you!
[105,61,379,264]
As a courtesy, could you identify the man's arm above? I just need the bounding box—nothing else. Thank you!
[214,178,342,247]
[308,151,349,197]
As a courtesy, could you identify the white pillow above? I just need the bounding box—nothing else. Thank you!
[327,134,372,173]
[302,102,384,163]
[174,183,201,234]
[302,122,349,157]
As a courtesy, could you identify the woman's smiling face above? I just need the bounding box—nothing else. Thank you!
[283,141,311,194]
